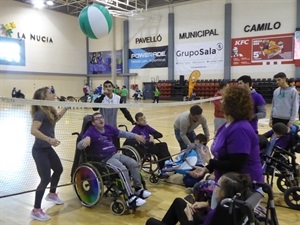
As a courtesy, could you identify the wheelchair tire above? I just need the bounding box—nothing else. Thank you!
[110,200,126,215]
[149,174,159,184]
[73,163,104,207]
[120,145,142,166]
[277,174,298,193]
[284,186,300,210]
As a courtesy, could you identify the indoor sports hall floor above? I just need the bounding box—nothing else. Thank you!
[0,99,299,225]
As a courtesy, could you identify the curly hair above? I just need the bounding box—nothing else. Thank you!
[31,87,58,123]
[222,86,253,120]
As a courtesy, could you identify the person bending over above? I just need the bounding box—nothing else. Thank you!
[77,112,151,207]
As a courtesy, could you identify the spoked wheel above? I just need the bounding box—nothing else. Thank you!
[277,174,298,193]
[110,200,126,215]
[120,145,142,166]
[149,174,159,184]
[284,186,300,210]
[72,163,104,207]
[142,154,159,174]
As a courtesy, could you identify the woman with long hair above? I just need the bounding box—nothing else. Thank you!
[30,87,69,221]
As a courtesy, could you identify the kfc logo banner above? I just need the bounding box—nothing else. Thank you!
[175,41,224,74]
[231,33,294,66]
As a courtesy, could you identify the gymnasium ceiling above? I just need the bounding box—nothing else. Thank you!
[15,0,197,18]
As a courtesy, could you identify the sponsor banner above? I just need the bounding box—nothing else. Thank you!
[174,41,224,73]
[231,33,294,66]
[294,31,300,67]
[88,50,123,74]
[128,46,168,69]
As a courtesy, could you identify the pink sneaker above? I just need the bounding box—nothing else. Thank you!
[30,209,51,221]
[45,193,64,205]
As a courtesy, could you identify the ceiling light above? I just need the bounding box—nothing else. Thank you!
[32,0,45,8]
[46,0,54,6]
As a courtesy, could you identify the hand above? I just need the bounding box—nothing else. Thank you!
[287,121,293,127]
[269,119,273,128]
[188,166,209,179]
[192,201,209,210]
[82,137,91,148]
[149,135,154,143]
[184,204,194,221]
[135,135,146,144]
[49,138,60,147]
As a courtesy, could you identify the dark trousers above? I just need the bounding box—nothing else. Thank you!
[153,96,159,103]
[271,118,289,126]
[146,198,194,225]
[32,147,63,208]
[175,129,196,151]
[124,140,171,170]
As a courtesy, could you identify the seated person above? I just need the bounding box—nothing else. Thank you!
[77,112,151,207]
[163,134,210,180]
[127,112,172,178]
[145,172,252,225]
[259,122,292,157]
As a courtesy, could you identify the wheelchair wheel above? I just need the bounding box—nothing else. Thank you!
[284,186,300,210]
[110,199,126,215]
[73,163,104,207]
[120,145,142,166]
[149,174,159,184]
[142,154,159,174]
[277,174,298,193]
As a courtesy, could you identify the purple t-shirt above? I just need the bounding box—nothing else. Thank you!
[249,91,266,133]
[211,120,264,183]
[131,124,157,142]
[82,124,120,159]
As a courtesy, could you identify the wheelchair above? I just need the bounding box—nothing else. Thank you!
[120,125,172,184]
[261,135,300,210]
[70,115,146,215]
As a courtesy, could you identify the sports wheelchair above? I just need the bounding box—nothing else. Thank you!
[261,128,300,210]
[70,115,146,215]
[120,125,172,183]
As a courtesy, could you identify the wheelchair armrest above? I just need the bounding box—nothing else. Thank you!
[118,124,128,131]
[273,145,296,159]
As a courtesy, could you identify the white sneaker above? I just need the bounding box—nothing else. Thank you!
[135,189,152,199]
[127,196,146,207]
[30,209,51,221]
[45,193,64,205]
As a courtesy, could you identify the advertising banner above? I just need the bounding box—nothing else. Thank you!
[294,31,300,67]
[231,33,294,66]
[88,50,123,74]
[174,41,224,74]
[128,46,168,69]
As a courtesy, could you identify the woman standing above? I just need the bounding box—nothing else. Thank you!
[189,86,263,208]
[30,87,69,221]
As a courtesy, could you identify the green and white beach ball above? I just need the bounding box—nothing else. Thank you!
[79,4,113,39]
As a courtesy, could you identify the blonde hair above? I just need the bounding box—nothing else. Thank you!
[31,87,58,123]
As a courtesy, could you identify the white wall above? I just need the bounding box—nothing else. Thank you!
[0,0,87,98]
[174,0,226,80]
[230,0,297,79]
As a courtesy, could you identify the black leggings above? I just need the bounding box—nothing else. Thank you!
[146,198,195,225]
[32,147,63,208]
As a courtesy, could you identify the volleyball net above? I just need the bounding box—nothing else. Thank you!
[0,97,215,198]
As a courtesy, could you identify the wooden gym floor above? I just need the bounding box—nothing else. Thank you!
[0,100,299,225]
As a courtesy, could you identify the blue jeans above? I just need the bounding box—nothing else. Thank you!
[174,129,196,151]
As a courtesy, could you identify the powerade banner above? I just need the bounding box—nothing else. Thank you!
[231,33,294,66]
[88,50,123,74]
[174,41,224,74]
[128,46,168,69]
